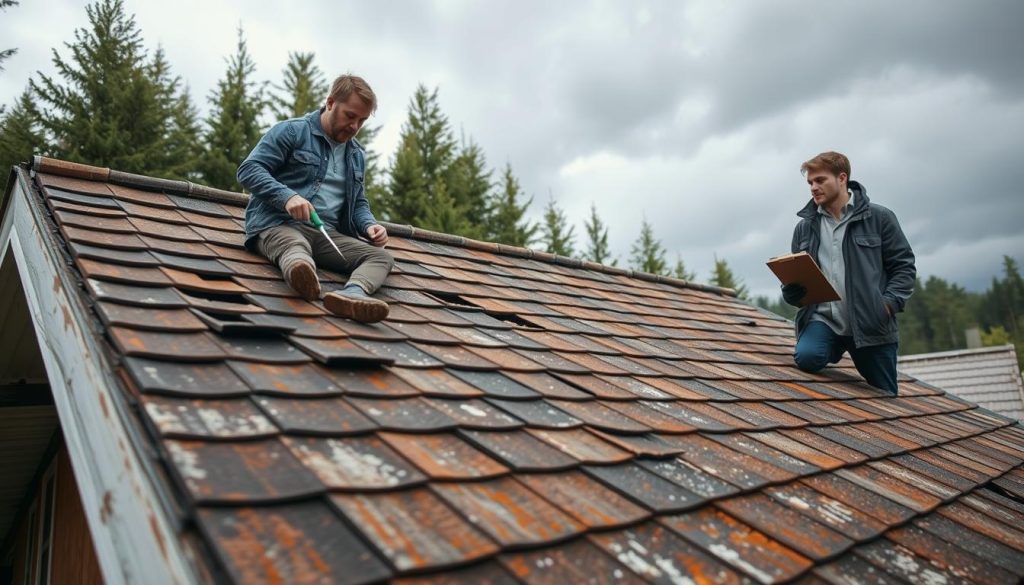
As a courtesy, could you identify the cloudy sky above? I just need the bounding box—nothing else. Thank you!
[3,0,1022,298]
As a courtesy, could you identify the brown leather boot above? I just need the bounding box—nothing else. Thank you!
[284,261,321,300]
[323,286,389,323]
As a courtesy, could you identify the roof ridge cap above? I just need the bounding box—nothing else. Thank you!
[30,156,736,298]
[32,155,248,207]
[381,220,737,298]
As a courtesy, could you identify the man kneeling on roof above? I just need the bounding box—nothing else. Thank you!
[237,74,393,323]
[782,151,916,394]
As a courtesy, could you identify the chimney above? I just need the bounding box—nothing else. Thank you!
[965,327,982,349]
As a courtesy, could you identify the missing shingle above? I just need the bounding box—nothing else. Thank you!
[980,481,1024,505]
[423,290,542,330]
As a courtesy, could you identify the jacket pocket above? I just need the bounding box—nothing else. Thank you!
[854,235,881,248]
[292,149,320,165]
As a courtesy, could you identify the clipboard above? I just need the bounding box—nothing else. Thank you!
[766,251,841,306]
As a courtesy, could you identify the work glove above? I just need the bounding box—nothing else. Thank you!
[781,283,807,307]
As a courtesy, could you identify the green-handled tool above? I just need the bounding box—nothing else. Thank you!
[309,209,347,262]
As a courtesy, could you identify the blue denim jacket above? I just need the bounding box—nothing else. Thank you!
[237,110,377,249]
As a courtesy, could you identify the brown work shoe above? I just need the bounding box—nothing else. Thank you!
[323,288,390,323]
[284,261,321,300]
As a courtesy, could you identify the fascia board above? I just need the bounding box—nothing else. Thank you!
[2,169,199,585]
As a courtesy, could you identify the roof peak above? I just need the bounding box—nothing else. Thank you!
[30,155,737,298]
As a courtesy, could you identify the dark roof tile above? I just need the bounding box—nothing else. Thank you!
[290,336,395,367]
[764,481,888,541]
[164,438,322,503]
[282,435,426,490]
[585,462,705,513]
[851,541,970,585]
[390,367,485,397]
[78,258,173,286]
[659,508,813,583]
[123,357,249,397]
[346,396,457,431]
[331,488,499,571]
[431,477,584,547]
[939,499,1024,552]
[141,396,276,439]
[913,513,1024,575]
[226,362,341,396]
[212,336,311,364]
[502,372,592,400]
[196,502,391,585]
[255,396,376,435]
[676,434,794,489]
[498,538,646,585]
[716,494,854,561]
[449,370,540,399]
[110,327,225,361]
[518,470,649,529]
[547,399,652,433]
[349,340,445,368]
[460,429,577,471]
[588,521,749,585]
[834,466,943,514]
[390,561,519,585]
[95,302,207,332]
[379,432,508,479]
[485,398,583,429]
[886,524,1018,585]
[526,428,632,464]
[70,241,159,266]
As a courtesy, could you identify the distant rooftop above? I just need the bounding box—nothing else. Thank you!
[900,344,1024,420]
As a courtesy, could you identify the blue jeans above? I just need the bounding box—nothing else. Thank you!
[794,321,898,394]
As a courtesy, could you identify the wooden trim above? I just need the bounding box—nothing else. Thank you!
[2,168,198,584]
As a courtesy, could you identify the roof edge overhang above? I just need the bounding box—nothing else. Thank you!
[1,166,200,585]
[29,156,738,298]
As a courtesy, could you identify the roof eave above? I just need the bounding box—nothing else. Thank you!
[1,166,200,585]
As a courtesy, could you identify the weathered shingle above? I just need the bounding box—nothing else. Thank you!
[17,159,1024,583]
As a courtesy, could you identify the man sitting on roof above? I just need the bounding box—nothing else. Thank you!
[237,74,393,323]
[782,151,916,394]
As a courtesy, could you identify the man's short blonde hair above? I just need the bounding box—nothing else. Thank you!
[801,151,851,179]
[328,74,377,113]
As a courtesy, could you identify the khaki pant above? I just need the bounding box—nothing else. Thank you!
[256,223,393,294]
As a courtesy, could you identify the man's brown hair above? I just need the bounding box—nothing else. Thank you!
[801,151,851,179]
[327,74,377,113]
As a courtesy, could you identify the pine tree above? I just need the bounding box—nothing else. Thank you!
[381,132,429,224]
[540,197,576,256]
[446,139,491,236]
[672,254,696,281]
[149,47,201,181]
[630,218,667,275]
[418,178,473,235]
[200,27,265,190]
[709,255,749,299]
[0,88,46,193]
[380,85,455,224]
[584,203,615,265]
[355,123,385,210]
[30,0,175,175]
[0,0,19,78]
[486,163,537,247]
[270,51,327,121]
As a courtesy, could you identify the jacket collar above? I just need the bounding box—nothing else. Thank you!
[305,109,364,151]
[797,179,870,219]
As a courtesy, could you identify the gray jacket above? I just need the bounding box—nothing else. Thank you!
[791,181,916,347]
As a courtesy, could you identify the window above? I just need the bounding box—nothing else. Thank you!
[21,460,57,585]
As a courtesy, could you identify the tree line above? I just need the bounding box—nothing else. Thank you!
[0,0,740,283]
[2,0,1018,366]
